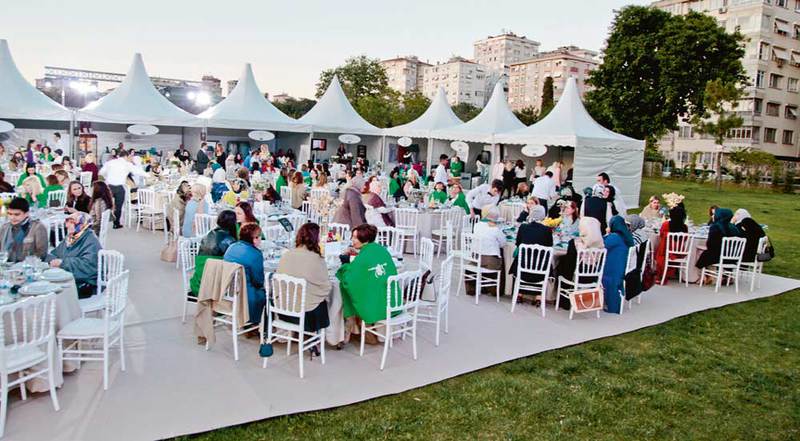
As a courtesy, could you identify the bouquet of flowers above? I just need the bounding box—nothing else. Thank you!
[343,153,353,160]
[662,192,685,209]
[542,217,562,229]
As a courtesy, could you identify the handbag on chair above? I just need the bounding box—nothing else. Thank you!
[160,239,178,263]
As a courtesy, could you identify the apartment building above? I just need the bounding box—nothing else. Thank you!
[652,0,800,166]
[421,57,488,108]
[507,46,600,112]
[380,56,430,95]
[473,31,540,104]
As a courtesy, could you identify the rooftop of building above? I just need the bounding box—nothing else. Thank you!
[475,30,541,46]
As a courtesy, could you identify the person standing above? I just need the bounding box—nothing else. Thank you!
[99,149,147,229]
[53,132,68,154]
[194,142,210,174]
[465,179,503,216]
[214,143,227,169]
[531,171,557,211]
[449,155,464,179]
[433,154,449,186]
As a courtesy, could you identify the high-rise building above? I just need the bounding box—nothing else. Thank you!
[507,46,600,112]
[421,57,488,108]
[380,55,430,94]
[473,31,540,104]
[652,0,800,165]
[226,79,238,96]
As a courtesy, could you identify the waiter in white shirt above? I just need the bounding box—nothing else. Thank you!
[466,179,504,217]
[53,132,68,154]
[433,154,449,186]
[532,171,557,211]
[100,149,147,228]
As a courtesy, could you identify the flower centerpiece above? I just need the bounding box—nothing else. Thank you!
[662,192,685,209]
[542,217,562,229]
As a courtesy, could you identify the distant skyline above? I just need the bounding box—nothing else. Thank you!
[3,0,650,99]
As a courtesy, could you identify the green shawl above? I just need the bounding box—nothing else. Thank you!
[451,192,470,214]
[337,242,398,324]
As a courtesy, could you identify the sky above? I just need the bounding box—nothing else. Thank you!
[3,0,651,99]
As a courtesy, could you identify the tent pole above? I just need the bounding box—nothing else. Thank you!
[308,131,315,163]
[427,138,433,170]
[380,135,386,171]
[69,111,76,160]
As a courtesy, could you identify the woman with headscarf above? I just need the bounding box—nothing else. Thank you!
[732,208,765,263]
[167,181,191,235]
[182,183,209,237]
[695,208,740,273]
[626,214,650,246]
[654,202,688,284]
[333,177,367,229]
[362,176,394,227]
[603,215,633,314]
[221,178,249,206]
[210,164,228,203]
[639,196,662,221]
[556,217,605,292]
[46,212,102,298]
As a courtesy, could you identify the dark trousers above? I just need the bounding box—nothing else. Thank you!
[538,198,548,212]
[110,184,126,227]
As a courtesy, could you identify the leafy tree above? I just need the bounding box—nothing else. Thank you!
[271,97,316,119]
[727,147,776,187]
[392,90,431,126]
[540,77,554,118]
[354,93,399,128]
[315,55,390,101]
[690,79,744,189]
[451,102,481,122]
[513,106,539,126]
[585,6,746,145]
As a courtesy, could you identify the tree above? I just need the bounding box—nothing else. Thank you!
[540,77,554,118]
[513,106,539,126]
[271,97,316,119]
[315,55,390,101]
[354,93,400,128]
[585,6,746,145]
[690,79,744,190]
[451,102,481,122]
[392,90,431,126]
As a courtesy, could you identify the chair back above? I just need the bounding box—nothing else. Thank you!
[753,236,768,263]
[0,294,56,369]
[47,189,67,208]
[178,237,201,282]
[720,236,746,266]
[262,225,288,242]
[377,226,403,256]
[441,208,462,234]
[221,266,242,303]
[460,232,475,259]
[253,201,271,216]
[438,255,454,305]
[575,248,606,283]
[49,218,67,247]
[269,273,307,319]
[280,186,292,203]
[104,271,129,330]
[386,271,423,318]
[625,246,638,274]
[419,237,434,272]
[98,249,125,295]
[517,244,553,281]
[395,208,420,230]
[666,232,693,256]
[80,171,93,188]
[98,209,112,248]
[639,240,652,278]
[328,223,351,242]
[300,200,312,217]
[137,188,156,210]
[461,214,478,233]
[310,187,328,200]
[194,214,216,237]
[283,213,307,233]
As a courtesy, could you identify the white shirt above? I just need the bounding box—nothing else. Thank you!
[466,184,499,212]
[54,137,68,152]
[99,157,147,186]
[433,164,448,185]
[532,176,557,201]
[473,222,506,257]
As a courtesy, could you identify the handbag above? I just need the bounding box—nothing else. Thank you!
[160,239,178,263]
[259,342,273,358]
[756,237,774,262]
[569,288,603,313]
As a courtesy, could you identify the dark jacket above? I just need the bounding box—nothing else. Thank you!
[333,188,367,229]
[195,149,210,174]
[509,222,553,283]
[583,196,608,232]
[737,218,765,263]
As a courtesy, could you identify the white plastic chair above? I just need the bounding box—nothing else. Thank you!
[97,209,112,248]
[46,189,67,208]
[377,226,404,258]
[359,271,423,370]
[80,171,93,189]
[418,237,434,273]
[124,184,135,229]
[620,246,638,315]
[193,214,216,238]
[431,208,461,257]
[79,249,125,317]
[59,270,129,390]
[280,186,292,204]
[206,266,260,361]
[417,256,454,347]
[462,233,502,305]
[262,225,289,242]
[636,240,651,305]
[510,244,553,316]
[660,232,694,287]
[261,274,325,378]
[309,187,328,200]
[394,208,420,255]
[48,217,67,249]
[740,236,768,292]
[178,237,201,323]
[453,232,475,297]
[327,222,351,243]
[0,294,60,437]
[136,188,162,233]
[700,236,746,293]
[555,248,607,319]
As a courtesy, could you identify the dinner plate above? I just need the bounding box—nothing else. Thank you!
[19,281,60,296]
[41,269,72,282]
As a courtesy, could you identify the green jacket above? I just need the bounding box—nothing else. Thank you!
[275,175,287,196]
[337,242,398,324]
[17,173,45,188]
[450,192,470,214]
[39,184,64,208]
[450,161,464,178]
[430,190,447,204]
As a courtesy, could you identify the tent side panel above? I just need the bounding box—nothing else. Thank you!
[573,145,643,209]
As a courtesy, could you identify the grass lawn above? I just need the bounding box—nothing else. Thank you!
[178,178,799,441]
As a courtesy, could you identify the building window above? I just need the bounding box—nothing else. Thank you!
[759,42,771,60]
[727,127,753,140]
[782,130,794,145]
[679,126,693,138]
[769,73,783,89]
[786,105,798,119]
[752,127,761,142]
[776,0,787,8]
[756,70,765,88]
[766,102,781,116]
[764,128,777,143]
[774,19,790,36]
[754,98,763,114]
[789,78,799,92]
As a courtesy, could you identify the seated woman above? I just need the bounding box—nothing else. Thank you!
[39,174,64,208]
[388,168,405,201]
[289,171,307,210]
[275,223,331,352]
[305,168,318,187]
[639,196,662,221]
[314,172,329,190]
[182,183,210,237]
[654,202,687,285]
[602,216,634,314]
[556,201,580,239]
[446,183,470,215]
[465,207,507,296]
[210,164,228,203]
[190,210,238,296]
[733,208,765,263]
[555,217,604,283]
[16,164,43,188]
[362,177,394,227]
[65,181,91,214]
[17,175,43,206]
[81,153,99,182]
[221,178,249,206]
[516,197,546,224]
[336,223,398,344]
[275,168,289,197]
[429,182,448,204]
[46,212,102,299]
[515,182,531,198]
[0,172,14,193]
[89,181,114,235]
[695,208,739,276]
[223,223,266,327]
[167,181,191,235]
[705,205,719,226]
[625,214,650,246]
[403,169,421,195]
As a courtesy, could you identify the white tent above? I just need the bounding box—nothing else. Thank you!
[199,63,309,133]
[431,81,524,143]
[496,77,645,208]
[0,39,72,121]
[298,74,381,135]
[76,53,202,127]
[383,87,462,137]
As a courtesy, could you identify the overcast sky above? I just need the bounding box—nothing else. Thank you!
[3,0,650,99]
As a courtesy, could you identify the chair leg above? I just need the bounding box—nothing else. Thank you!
[434,312,441,347]
[444,304,449,334]
[103,337,109,390]
[298,333,304,379]
[0,374,7,438]
[181,298,188,324]
[232,322,239,362]
[412,320,418,360]
[359,321,366,357]
[119,327,126,372]
[455,262,463,297]
[320,330,326,365]
[475,272,481,305]
[495,272,501,303]
[19,372,26,401]
[379,324,391,371]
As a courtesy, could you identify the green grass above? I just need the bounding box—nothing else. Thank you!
[178,178,800,441]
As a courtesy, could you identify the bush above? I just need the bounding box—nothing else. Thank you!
[771,162,784,191]
[784,168,796,194]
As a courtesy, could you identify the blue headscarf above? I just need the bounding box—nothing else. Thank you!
[609,215,634,247]
[713,208,740,237]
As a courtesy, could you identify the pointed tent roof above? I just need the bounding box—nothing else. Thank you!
[298,75,381,135]
[495,77,643,149]
[0,39,72,121]
[76,53,202,127]
[431,81,525,143]
[199,63,309,133]
[383,87,463,138]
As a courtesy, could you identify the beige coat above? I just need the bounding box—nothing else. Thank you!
[275,247,332,311]
[194,259,248,345]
